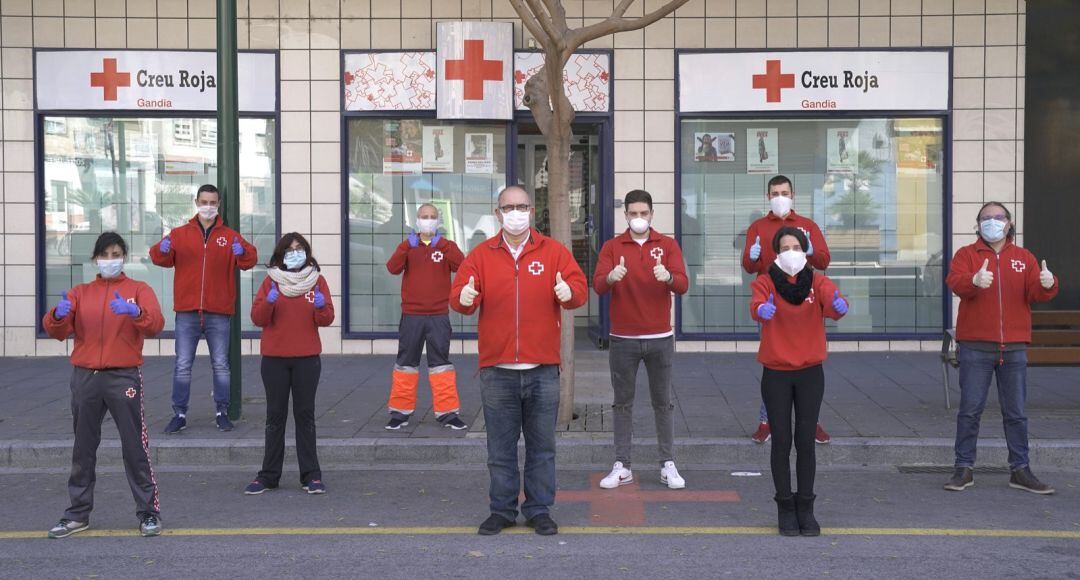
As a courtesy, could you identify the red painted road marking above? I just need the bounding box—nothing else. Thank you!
[555,472,741,526]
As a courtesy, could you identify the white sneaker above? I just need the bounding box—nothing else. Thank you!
[660,461,686,489]
[599,461,634,489]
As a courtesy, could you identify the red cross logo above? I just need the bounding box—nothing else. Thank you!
[216,236,228,247]
[305,290,316,303]
[528,260,544,276]
[650,247,664,261]
[90,58,131,101]
[1011,259,1025,273]
[431,251,444,263]
[555,472,740,526]
[752,60,795,103]
[125,387,137,399]
[444,39,504,101]
[806,288,816,304]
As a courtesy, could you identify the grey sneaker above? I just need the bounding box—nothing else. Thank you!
[1009,467,1055,495]
[47,519,89,539]
[943,467,974,491]
[140,514,162,537]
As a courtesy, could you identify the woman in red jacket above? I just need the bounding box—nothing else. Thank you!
[42,232,166,539]
[245,233,335,495]
[750,227,847,537]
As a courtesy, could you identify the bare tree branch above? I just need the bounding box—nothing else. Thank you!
[522,68,555,136]
[524,0,563,48]
[612,0,636,18]
[541,0,568,35]
[508,0,553,48]
[568,0,689,47]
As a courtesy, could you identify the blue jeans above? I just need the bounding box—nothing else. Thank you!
[479,365,560,521]
[171,311,231,416]
[954,345,1030,471]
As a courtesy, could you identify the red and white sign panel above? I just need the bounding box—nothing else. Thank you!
[678,50,949,112]
[436,21,513,120]
[344,52,436,111]
[35,50,277,112]
[514,52,611,112]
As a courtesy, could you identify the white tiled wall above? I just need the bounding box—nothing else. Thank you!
[0,0,1027,355]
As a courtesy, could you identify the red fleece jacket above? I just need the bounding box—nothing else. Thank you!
[386,236,465,315]
[750,272,846,371]
[742,211,830,275]
[250,275,335,357]
[593,228,689,336]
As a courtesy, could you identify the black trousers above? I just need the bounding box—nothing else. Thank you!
[258,356,322,486]
[65,367,159,522]
[761,364,825,497]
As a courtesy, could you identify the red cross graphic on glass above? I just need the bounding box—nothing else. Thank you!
[90,58,131,101]
[444,39,504,101]
[752,59,795,103]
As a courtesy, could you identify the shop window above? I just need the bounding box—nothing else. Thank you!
[344,117,507,335]
[679,117,945,336]
[41,116,278,332]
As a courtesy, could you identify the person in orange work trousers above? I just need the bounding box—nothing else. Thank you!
[385,203,467,430]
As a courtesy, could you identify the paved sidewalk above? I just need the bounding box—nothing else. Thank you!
[2,350,1078,442]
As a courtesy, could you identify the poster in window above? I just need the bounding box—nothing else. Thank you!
[745,128,778,174]
[383,120,423,174]
[465,133,494,174]
[694,132,735,162]
[422,126,454,172]
[827,128,858,174]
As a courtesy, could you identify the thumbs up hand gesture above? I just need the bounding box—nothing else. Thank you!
[757,293,777,321]
[652,254,672,283]
[55,292,73,319]
[160,235,172,254]
[832,290,848,316]
[972,258,994,289]
[232,237,244,256]
[608,256,628,284]
[1040,260,1055,290]
[554,272,572,303]
[749,235,762,262]
[459,276,479,307]
[267,282,280,304]
[109,291,140,317]
[313,289,326,309]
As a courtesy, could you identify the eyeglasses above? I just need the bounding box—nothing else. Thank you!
[498,204,531,213]
[979,214,1008,222]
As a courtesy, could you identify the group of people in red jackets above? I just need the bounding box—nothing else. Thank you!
[42,174,1059,539]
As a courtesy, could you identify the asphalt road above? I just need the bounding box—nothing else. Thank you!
[2,466,1078,578]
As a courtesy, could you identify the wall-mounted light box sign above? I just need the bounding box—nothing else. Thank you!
[678,50,950,113]
[34,50,278,112]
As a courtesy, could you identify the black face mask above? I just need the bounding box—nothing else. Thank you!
[768,263,814,305]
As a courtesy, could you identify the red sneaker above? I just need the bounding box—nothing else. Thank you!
[751,421,771,444]
[815,423,831,444]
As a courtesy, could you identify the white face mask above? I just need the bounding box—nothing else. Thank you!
[197,205,219,220]
[97,258,124,279]
[769,195,793,218]
[283,250,307,270]
[416,218,439,235]
[500,210,531,236]
[628,217,650,235]
[776,249,807,277]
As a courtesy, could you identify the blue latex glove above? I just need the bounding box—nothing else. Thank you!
[408,231,420,248]
[232,237,244,256]
[832,290,848,315]
[749,235,761,261]
[757,293,776,320]
[160,235,172,254]
[109,291,140,317]
[267,282,280,304]
[431,233,442,246]
[55,291,72,319]
[807,237,814,257]
[314,289,326,309]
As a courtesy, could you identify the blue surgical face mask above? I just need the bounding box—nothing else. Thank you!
[979,219,1008,243]
[283,250,307,270]
[97,258,124,279]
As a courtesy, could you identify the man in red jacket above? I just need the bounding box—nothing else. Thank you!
[593,190,689,490]
[149,184,258,434]
[943,201,1059,495]
[742,175,832,445]
[450,186,587,537]
[385,203,467,431]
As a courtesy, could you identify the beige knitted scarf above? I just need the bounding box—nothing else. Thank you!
[266,266,320,297]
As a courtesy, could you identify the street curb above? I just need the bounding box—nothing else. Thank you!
[5,436,1080,470]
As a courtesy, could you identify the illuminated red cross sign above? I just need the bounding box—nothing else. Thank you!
[554,472,740,526]
[752,59,795,103]
[90,58,131,101]
[443,40,504,101]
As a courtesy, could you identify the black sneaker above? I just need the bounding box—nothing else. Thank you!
[216,413,234,432]
[302,480,327,494]
[47,519,89,539]
[244,479,275,495]
[477,514,515,536]
[943,467,974,491]
[163,415,186,434]
[1009,467,1055,495]
[440,414,468,430]
[139,514,162,537]
[385,415,410,430]
[525,513,559,536]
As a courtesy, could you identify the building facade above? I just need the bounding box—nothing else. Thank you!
[0,0,1027,356]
